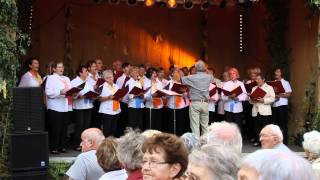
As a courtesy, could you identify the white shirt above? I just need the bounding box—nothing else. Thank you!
[272,78,292,107]
[126,78,145,108]
[45,73,71,112]
[99,83,121,115]
[144,79,164,109]
[250,83,275,116]
[18,71,41,87]
[208,83,219,112]
[71,76,94,110]
[66,150,104,180]
[167,81,188,109]
[98,169,128,180]
[221,80,247,113]
[157,78,168,88]
[116,74,130,103]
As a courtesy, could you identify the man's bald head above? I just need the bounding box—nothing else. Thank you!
[80,128,105,152]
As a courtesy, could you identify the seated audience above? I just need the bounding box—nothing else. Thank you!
[142,129,162,138]
[96,137,127,180]
[187,144,240,180]
[303,130,320,179]
[180,132,200,153]
[206,121,242,154]
[117,129,145,180]
[238,149,317,180]
[66,128,105,180]
[259,124,291,152]
[142,133,188,180]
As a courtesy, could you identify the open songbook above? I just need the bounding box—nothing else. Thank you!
[250,87,267,101]
[112,86,129,100]
[266,81,285,94]
[245,81,257,93]
[129,86,151,95]
[221,86,243,97]
[66,82,86,96]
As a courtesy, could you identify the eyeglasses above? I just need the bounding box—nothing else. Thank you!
[185,172,200,180]
[142,160,169,168]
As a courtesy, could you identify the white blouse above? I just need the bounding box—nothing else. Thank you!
[221,80,247,113]
[272,78,292,107]
[126,78,145,108]
[70,76,94,110]
[99,83,121,115]
[18,71,42,87]
[45,73,71,112]
[144,79,164,109]
[116,74,130,103]
[167,81,188,109]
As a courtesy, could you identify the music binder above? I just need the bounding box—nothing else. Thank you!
[96,78,105,87]
[267,81,285,94]
[129,86,151,95]
[222,86,243,97]
[250,87,267,100]
[112,86,129,100]
[245,81,257,93]
[66,82,85,96]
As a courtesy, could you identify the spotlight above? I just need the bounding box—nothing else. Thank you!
[127,0,137,6]
[183,0,193,9]
[167,0,177,8]
[200,0,210,10]
[109,0,120,5]
[145,0,155,6]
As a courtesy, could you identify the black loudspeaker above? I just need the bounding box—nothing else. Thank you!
[9,132,49,172]
[13,87,45,132]
[11,170,48,180]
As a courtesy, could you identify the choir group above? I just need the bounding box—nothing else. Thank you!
[18,58,291,154]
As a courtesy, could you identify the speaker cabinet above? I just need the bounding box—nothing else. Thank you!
[13,87,45,132]
[9,132,49,172]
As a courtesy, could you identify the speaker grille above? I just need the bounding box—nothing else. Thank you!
[13,87,45,132]
[9,132,49,171]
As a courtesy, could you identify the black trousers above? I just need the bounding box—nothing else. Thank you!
[162,107,170,132]
[73,108,92,147]
[272,105,288,144]
[209,111,216,125]
[128,108,144,130]
[145,108,163,131]
[225,111,242,130]
[183,107,191,133]
[243,101,255,139]
[254,114,272,142]
[168,108,186,136]
[101,113,119,137]
[90,100,101,128]
[116,102,128,137]
[48,109,69,151]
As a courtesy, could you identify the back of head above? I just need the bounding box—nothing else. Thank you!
[242,149,317,180]
[195,60,206,72]
[142,129,162,138]
[96,137,120,172]
[188,144,240,180]
[207,121,242,154]
[303,130,320,156]
[263,124,283,143]
[117,129,145,171]
[81,128,105,151]
[180,132,200,153]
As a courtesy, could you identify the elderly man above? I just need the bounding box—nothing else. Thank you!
[181,60,213,136]
[66,128,105,180]
[206,121,242,154]
[117,129,145,180]
[259,124,291,152]
[238,149,317,180]
[187,144,240,180]
[95,58,104,78]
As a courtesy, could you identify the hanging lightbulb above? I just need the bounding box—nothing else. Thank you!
[167,0,177,8]
[239,14,244,53]
[145,0,155,6]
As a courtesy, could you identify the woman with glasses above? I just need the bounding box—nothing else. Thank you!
[142,133,188,180]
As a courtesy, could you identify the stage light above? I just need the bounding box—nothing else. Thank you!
[127,0,137,6]
[109,0,120,5]
[200,0,210,10]
[239,14,244,53]
[183,0,193,9]
[145,0,155,6]
[167,0,177,8]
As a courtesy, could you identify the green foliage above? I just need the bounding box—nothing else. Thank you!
[49,161,73,180]
[264,0,291,79]
[0,0,27,178]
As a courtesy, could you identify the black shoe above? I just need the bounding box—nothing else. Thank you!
[51,150,60,155]
[74,147,81,151]
[252,142,260,147]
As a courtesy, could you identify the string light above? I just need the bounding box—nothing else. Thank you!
[28,3,33,46]
[239,14,243,53]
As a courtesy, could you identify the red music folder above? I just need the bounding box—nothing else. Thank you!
[96,78,105,87]
[250,87,267,100]
[267,81,285,94]
[156,89,181,96]
[83,91,100,99]
[66,82,86,96]
[222,86,243,97]
[209,87,217,97]
[171,83,188,94]
[245,81,257,93]
[112,86,129,100]
[129,86,151,95]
